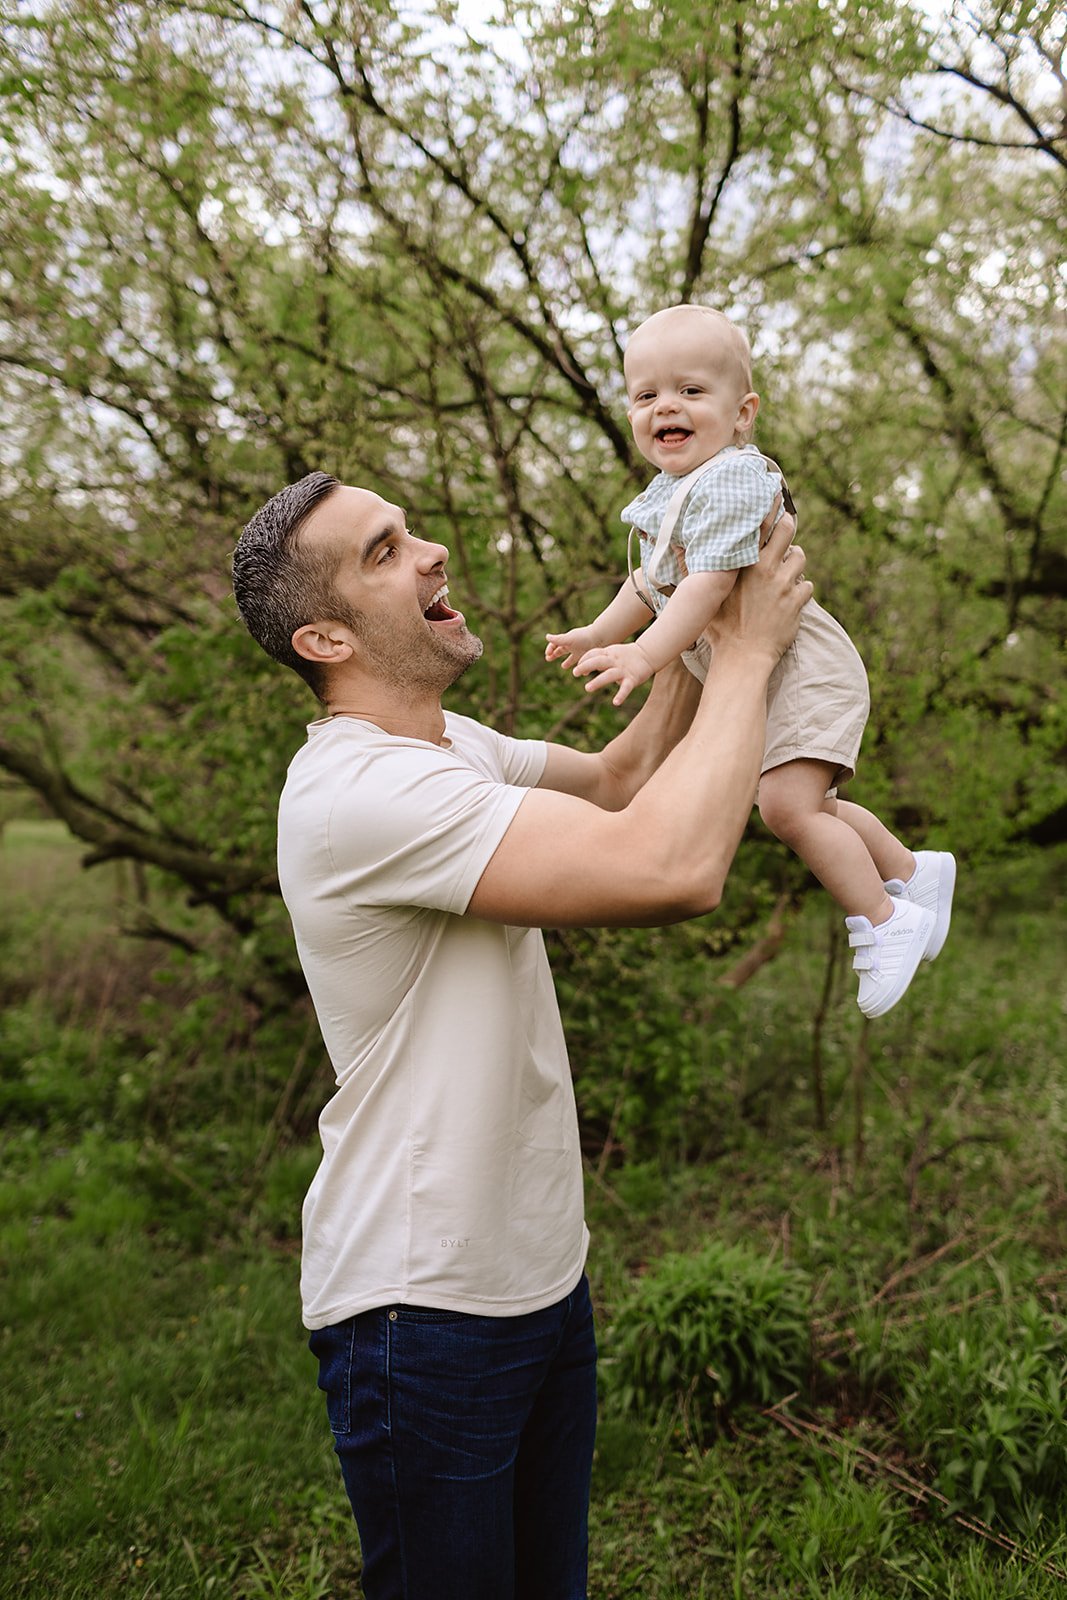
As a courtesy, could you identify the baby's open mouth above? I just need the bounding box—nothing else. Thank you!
[655,427,692,445]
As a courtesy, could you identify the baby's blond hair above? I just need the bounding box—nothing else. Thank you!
[626,303,752,387]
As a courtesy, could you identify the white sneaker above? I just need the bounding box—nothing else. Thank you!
[884,850,956,961]
[846,897,936,1019]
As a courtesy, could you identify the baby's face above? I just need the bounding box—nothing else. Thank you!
[624,311,757,476]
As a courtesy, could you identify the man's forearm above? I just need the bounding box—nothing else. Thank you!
[472,630,786,929]
[544,576,738,809]
[595,658,702,806]
[539,658,701,811]
[620,636,772,914]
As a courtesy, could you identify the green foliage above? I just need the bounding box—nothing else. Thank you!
[766,1471,910,1592]
[900,1299,1067,1528]
[4,834,1067,1593]
[606,1240,811,1435]
[0,1004,121,1127]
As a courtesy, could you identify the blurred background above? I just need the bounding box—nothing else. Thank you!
[1,2,1065,1595]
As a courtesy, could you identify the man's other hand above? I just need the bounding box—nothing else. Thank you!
[705,502,809,666]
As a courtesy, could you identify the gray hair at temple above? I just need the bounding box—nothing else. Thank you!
[232,471,358,701]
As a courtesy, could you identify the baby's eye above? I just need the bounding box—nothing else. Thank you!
[682,385,704,396]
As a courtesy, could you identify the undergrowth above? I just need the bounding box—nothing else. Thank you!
[2,823,1066,1596]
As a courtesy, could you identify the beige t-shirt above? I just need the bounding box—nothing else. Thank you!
[277,712,590,1329]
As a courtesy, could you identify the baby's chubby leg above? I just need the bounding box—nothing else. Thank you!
[831,798,915,886]
[762,762,942,1018]
[758,759,893,924]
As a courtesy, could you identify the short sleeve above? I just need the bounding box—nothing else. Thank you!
[325,744,529,915]
[499,736,546,788]
[681,459,780,572]
[448,717,547,790]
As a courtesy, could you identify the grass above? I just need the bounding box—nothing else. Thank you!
[2,1228,341,1596]
[2,820,1066,1596]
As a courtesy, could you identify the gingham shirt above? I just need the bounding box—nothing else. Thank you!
[621,445,782,595]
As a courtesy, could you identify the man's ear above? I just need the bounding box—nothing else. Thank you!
[291,622,355,667]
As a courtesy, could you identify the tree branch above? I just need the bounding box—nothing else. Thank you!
[680,19,744,301]
[0,736,278,901]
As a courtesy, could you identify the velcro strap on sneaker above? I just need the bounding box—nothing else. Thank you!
[848,928,876,949]
[852,951,874,971]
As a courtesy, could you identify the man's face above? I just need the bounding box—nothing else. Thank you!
[300,487,483,693]
[625,312,756,477]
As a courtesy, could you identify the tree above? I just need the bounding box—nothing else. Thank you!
[0,0,1063,1009]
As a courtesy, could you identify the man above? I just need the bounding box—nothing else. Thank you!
[231,472,808,1600]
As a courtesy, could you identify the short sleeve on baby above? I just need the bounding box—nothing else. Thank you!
[680,456,781,572]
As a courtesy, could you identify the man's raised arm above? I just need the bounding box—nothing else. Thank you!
[536,654,702,813]
[467,515,811,929]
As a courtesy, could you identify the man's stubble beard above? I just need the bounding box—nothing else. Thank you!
[358,610,484,696]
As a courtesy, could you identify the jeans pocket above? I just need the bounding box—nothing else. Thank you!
[391,1306,469,1325]
[309,1319,357,1437]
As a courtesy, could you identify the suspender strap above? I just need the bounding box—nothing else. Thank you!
[626,452,796,610]
[646,456,728,585]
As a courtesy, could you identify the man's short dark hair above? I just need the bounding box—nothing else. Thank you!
[232,471,359,701]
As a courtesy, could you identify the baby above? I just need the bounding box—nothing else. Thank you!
[546,304,955,1017]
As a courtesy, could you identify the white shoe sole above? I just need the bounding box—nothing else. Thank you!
[923,853,956,962]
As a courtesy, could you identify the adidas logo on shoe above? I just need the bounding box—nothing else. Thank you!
[846,897,936,1018]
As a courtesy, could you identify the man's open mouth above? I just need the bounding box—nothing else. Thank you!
[423,583,460,622]
[655,427,692,445]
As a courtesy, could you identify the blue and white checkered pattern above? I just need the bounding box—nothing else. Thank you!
[621,445,782,592]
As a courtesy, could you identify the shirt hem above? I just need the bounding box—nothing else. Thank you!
[760,744,857,782]
[684,553,758,572]
[301,1232,590,1331]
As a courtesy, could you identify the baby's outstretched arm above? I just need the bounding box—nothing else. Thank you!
[576,569,739,705]
[545,579,652,671]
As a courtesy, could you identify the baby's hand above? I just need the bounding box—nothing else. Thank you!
[573,643,655,708]
[545,626,601,672]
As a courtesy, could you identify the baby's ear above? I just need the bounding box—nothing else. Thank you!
[737,391,760,430]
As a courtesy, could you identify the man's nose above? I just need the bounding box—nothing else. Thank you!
[415,537,449,567]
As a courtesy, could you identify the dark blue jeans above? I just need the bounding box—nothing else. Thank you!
[308,1275,597,1600]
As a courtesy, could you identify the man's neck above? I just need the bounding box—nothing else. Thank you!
[324,695,448,746]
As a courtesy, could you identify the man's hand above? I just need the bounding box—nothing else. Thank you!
[572,641,655,707]
[705,502,808,665]
[545,625,604,671]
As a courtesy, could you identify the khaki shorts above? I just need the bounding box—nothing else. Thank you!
[681,598,870,787]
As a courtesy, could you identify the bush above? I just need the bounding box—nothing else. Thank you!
[605,1239,811,1439]
[899,1298,1067,1528]
[0,1003,147,1130]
